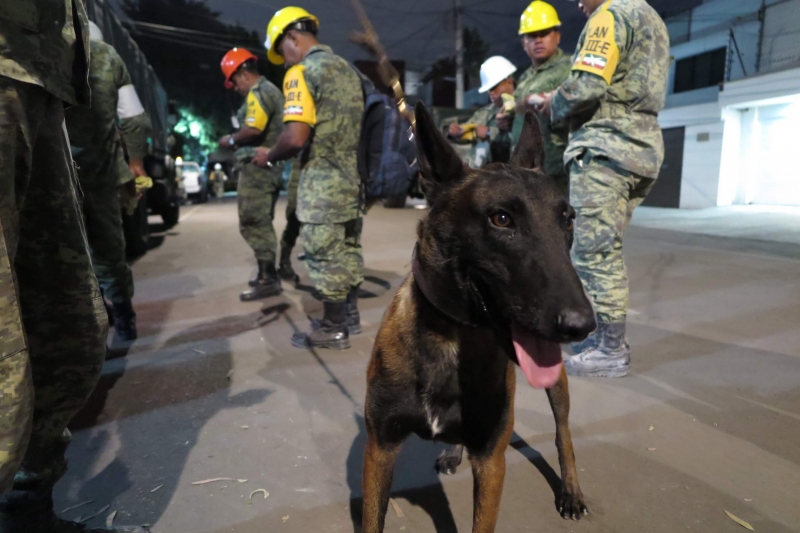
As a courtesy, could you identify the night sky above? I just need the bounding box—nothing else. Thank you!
[199,0,702,71]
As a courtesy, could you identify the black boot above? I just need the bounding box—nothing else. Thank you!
[112,300,137,341]
[292,300,350,350]
[310,285,361,334]
[0,490,148,532]
[240,260,282,301]
[277,247,299,283]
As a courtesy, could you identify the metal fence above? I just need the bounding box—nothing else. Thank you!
[84,0,170,153]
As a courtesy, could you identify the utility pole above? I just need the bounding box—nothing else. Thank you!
[455,0,464,109]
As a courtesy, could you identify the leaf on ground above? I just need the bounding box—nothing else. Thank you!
[725,510,755,530]
[79,504,111,523]
[249,489,269,500]
[649,425,655,431]
[282,515,290,522]
[390,498,405,518]
[237,479,248,483]
[647,447,657,451]
[62,501,93,513]
[106,510,117,527]
[192,348,206,354]
[150,485,163,493]
[241,425,250,429]
[744,498,753,502]
[192,477,236,485]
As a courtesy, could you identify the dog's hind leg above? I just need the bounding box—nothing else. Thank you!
[435,444,464,475]
[362,436,401,533]
[546,366,588,520]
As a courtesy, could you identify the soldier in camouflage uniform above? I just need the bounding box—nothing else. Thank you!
[0,2,145,532]
[278,159,301,283]
[515,1,573,194]
[210,163,227,198]
[219,48,286,301]
[447,56,519,169]
[258,7,363,350]
[544,0,669,377]
[65,21,152,342]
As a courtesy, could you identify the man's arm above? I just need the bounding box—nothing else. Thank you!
[252,122,311,166]
[549,8,625,126]
[219,126,262,149]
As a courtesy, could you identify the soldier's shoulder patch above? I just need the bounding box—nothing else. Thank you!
[572,9,620,84]
[282,65,316,125]
[245,91,268,131]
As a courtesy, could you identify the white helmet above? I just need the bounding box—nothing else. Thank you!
[214,163,222,170]
[478,56,517,93]
[88,21,104,42]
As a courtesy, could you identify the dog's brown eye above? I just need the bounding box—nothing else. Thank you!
[491,212,512,228]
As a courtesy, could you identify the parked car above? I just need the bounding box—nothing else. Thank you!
[178,160,208,203]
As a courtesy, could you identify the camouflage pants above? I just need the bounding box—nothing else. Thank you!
[569,153,655,324]
[238,163,281,263]
[0,79,107,495]
[301,219,364,302]
[82,184,134,303]
[280,162,301,254]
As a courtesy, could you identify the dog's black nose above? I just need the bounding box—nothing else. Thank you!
[555,309,596,339]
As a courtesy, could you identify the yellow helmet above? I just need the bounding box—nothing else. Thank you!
[264,6,319,65]
[519,1,561,35]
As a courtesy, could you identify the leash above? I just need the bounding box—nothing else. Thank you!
[411,243,488,328]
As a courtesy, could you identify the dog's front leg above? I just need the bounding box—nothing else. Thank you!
[546,366,588,520]
[469,411,513,533]
[362,436,401,533]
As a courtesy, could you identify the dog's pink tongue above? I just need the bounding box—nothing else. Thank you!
[512,326,563,389]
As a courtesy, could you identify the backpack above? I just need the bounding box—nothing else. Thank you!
[352,69,418,203]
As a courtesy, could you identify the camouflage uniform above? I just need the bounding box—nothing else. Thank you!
[552,0,669,325]
[0,0,107,504]
[514,48,572,192]
[234,76,285,264]
[454,103,520,169]
[65,39,150,305]
[282,45,364,302]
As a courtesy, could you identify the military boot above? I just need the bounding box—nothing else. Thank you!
[310,285,361,335]
[277,247,299,284]
[291,300,350,350]
[112,300,137,341]
[564,322,630,378]
[569,329,598,354]
[240,260,282,301]
[0,491,149,533]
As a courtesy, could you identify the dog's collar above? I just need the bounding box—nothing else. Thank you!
[411,243,486,328]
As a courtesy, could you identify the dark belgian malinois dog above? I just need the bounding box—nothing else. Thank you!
[361,102,597,533]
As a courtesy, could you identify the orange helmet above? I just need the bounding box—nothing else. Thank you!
[220,48,257,88]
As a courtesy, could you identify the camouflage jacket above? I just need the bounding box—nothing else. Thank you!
[0,0,90,106]
[282,44,362,224]
[455,103,520,169]
[514,48,572,178]
[551,0,669,179]
[65,39,150,187]
[234,76,284,164]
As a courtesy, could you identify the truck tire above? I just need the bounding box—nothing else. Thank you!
[161,198,180,228]
[383,194,407,209]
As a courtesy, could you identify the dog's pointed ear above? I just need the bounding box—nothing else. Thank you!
[414,101,466,194]
[509,111,545,170]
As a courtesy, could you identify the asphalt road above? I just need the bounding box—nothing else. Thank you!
[56,197,800,532]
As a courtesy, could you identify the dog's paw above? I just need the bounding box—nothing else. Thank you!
[558,489,588,521]
[434,453,462,475]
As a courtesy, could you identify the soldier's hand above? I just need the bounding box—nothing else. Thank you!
[448,123,463,138]
[537,92,554,117]
[218,135,233,150]
[475,125,490,140]
[129,158,146,178]
[496,112,512,132]
[252,147,271,167]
